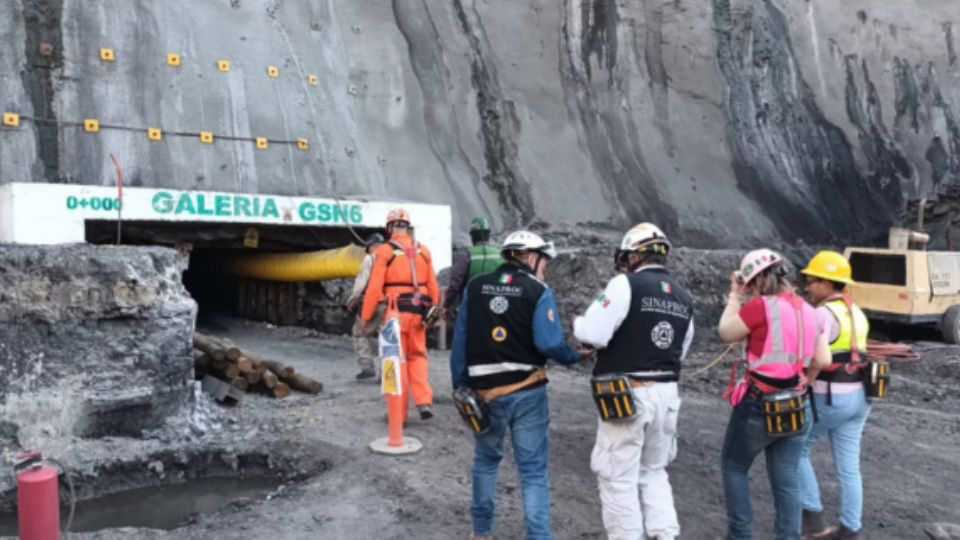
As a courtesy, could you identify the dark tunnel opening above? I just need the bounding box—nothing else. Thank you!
[85,220,380,334]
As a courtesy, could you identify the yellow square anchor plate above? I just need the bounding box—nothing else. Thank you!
[256,137,268,150]
[100,48,115,61]
[3,113,20,128]
[308,74,319,86]
[267,66,279,78]
[147,128,163,141]
[217,60,231,72]
[200,131,214,144]
[297,138,309,150]
[84,119,100,133]
[167,53,181,67]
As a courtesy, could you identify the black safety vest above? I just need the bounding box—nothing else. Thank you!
[466,262,548,390]
[594,267,694,381]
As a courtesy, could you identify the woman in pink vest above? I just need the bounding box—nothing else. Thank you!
[717,249,832,540]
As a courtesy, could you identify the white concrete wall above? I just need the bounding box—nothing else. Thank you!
[0,182,452,270]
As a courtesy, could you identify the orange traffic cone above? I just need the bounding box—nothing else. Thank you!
[370,309,422,455]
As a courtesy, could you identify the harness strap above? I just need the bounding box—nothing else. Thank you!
[386,239,427,302]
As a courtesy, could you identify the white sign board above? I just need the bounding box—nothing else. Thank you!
[0,182,452,270]
[928,252,960,296]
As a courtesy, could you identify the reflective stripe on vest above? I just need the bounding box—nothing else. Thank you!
[824,298,869,363]
[468,362,539,377]
[747,294,820,377]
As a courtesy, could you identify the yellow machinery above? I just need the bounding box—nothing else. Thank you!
[844,228,960,343]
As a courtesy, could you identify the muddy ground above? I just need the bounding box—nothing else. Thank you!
[30,315,955,540]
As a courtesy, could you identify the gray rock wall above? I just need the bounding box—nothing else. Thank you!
[0,245,197,446]
[0,0,957,246]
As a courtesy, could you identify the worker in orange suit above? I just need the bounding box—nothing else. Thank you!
[361,208,440,420]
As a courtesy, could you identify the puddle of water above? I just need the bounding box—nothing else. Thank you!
[0,476,282,535]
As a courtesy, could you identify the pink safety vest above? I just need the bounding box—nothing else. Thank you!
[725,293,821,406]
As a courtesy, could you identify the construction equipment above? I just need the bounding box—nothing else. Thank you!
[844,228,960,343]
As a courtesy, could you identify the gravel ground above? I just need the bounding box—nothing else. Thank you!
[37,316,958,540]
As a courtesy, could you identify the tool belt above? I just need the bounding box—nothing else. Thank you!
[591,374,638,422]
[396,293,433,316]
[862,360,889,399]
[475,369,547,403]
[817,366,864,405]
[756,387,807,438]
[453,387,490,434]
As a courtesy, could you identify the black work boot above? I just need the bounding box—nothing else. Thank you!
[802,510,832,538]
[356,369,376,380]
[418,405,434,420]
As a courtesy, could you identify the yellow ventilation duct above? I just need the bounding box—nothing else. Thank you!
[226,244,365,282]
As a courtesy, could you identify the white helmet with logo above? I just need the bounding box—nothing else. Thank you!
[619,223,671,254]
[738,248,784,285]
[501,230,557,259]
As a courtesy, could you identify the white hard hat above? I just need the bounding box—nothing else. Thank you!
[738,248,784,284]
[501,230,557,259]
[619,223,671,252]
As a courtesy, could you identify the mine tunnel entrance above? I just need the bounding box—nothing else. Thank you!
[85,220,378,333]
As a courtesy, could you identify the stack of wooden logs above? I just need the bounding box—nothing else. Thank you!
[193,332,323,399]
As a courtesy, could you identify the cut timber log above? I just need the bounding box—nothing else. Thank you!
[272,381,291,399]
[235,355,254,373]
[221,364,240,380]
[262,359,294,379]
[241,351,295,379]
[261,370,278,390]
[230,377,250,392]
[215,337,243,362]
[282,372,324,394]
[245,365,264,385]
[193,334,226,362]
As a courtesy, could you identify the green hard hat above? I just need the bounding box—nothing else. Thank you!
[470,217,491,232]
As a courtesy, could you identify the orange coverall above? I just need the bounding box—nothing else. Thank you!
[361,232,439,414]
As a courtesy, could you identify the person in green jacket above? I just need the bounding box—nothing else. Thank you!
[443,218,503,313]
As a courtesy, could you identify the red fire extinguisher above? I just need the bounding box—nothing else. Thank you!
[14,451,61,540]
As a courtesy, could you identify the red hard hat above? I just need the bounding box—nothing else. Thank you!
[386,208,410,225]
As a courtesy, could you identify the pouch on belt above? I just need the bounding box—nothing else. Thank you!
[761,389,807,437]
[862,360,890,399]
[591,374,637,422]
[453,387,490,434]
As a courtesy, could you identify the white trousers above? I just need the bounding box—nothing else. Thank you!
[590,382,681,540]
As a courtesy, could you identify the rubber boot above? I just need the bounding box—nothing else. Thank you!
[803,510,835,538]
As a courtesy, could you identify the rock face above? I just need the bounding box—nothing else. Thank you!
[0,245,197,445]
[0,0,957,246]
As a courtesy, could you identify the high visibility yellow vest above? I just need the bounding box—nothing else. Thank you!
[824,298,869,363]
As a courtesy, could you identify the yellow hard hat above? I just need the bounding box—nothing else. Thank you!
[801,250,852,284]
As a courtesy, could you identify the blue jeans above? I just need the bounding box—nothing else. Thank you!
[472,385,552,540]
[721,395,811,540]
[798,389,870,531]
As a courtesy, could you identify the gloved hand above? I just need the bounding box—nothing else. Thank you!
[345,299,359,314]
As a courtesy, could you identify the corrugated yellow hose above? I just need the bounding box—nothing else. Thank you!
[227,244,365,282]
